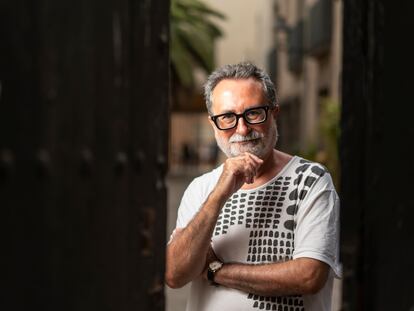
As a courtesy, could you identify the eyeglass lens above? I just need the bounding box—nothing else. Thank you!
[216,107,267,129]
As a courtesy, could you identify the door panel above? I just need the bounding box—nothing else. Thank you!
[0,1,169,310]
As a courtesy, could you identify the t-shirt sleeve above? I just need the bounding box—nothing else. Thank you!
[167,179,203,244]
[175,166,222,229]
[176,178,205,228]
[176,179,199,228]
[293,173,342,278]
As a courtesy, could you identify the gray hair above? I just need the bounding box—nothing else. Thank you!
[203,62,277,114]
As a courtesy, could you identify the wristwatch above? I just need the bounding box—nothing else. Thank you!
[207,260,223,285]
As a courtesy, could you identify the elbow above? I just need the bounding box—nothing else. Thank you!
[165,244,191,289]
[165,257,188,289]
[165,271,187,289]
[165,277,180,289]
[302,278,326,295]
[300,263,329,295]
[165,250,188,289]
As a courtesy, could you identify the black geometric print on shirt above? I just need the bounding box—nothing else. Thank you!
[247,294,304,311]
[213,162,325,310]
[214,176,291,236]
[246,229,294,263]
[213,175,305,310]
[245,229,304,310]
[283,160,327,231]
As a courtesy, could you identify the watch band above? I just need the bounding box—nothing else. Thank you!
[207,261,223,286]
[207,268,216,284]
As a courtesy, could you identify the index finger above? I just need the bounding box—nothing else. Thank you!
[245,152,264,164]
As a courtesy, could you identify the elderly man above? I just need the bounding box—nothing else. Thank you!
[166,62,341,311]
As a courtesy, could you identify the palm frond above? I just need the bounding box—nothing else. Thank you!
[170,0,226,87]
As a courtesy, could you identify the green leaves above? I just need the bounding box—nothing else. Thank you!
[171,0,225,87]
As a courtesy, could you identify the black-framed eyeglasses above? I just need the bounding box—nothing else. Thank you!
[210,105,273,130]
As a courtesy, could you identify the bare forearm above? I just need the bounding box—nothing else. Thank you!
[166,153,264,288]
[214,258,328,296]
[165,190,226,288]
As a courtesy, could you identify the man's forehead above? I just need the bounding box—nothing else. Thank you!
[211,78,265,112]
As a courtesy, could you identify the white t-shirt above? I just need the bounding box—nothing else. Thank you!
[175,156,342,311]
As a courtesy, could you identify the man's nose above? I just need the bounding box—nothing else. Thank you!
[235,117,250,136]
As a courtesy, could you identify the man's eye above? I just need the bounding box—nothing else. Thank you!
[220,114,234,120]
[246,110,261,117]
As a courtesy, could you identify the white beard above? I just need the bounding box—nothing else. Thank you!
[215,121,278,159]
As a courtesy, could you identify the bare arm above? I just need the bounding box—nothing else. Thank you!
[165,153,263,288]
[207,258,329,296]
[165,189,226,288]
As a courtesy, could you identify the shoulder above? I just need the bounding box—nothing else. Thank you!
[289,156,337,193]
[185,164,223,196]
[293,156,328,176]
[176,165,223,228]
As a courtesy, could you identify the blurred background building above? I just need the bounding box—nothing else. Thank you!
[273,0,341,187]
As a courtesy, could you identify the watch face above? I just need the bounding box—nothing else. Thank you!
[209,261,222,271]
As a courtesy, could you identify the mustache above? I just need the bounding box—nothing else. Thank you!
[229,131,264,143]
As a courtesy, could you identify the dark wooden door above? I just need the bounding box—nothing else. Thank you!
[0,1,169,310]
[341,0,414,310]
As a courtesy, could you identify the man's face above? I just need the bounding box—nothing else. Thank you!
[209,78,279,159]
